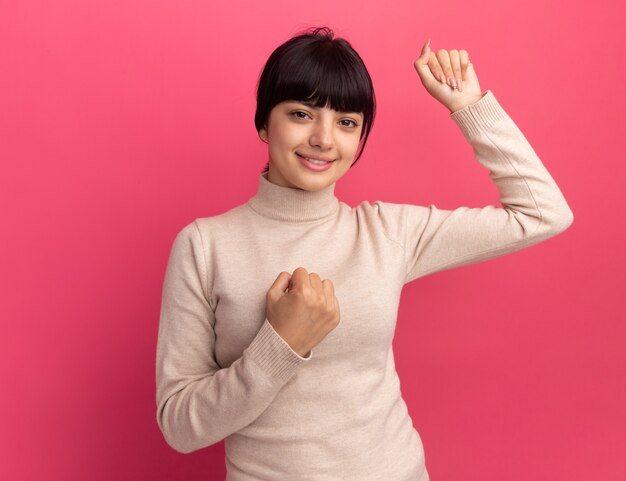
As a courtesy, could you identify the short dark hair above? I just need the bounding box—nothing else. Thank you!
[254,26,376,174]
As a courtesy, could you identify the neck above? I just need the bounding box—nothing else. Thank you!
[247,172,339,223]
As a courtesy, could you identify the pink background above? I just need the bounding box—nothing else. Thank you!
[1,1,624,480]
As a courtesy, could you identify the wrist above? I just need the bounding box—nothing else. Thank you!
[448,92,486,114]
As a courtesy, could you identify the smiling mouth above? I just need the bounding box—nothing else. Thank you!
[296,153,335,164]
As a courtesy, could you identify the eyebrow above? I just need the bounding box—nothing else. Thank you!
[291,101,364,117]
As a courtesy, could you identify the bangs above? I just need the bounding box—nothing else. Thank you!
[273,43,371,116]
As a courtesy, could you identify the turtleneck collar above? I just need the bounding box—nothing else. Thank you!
[247,172,340,223]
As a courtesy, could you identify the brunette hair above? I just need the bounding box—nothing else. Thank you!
[254,26,376,174]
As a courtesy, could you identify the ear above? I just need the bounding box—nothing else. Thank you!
[259,127,268,142]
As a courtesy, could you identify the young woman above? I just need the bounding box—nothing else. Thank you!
[156,26,573,481]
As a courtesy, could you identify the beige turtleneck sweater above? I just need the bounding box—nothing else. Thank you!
[155,90,574,481]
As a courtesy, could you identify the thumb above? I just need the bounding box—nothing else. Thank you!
[413,38,435,81]
[268,271,292,301]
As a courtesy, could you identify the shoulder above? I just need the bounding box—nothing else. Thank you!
[349,199,431,244]
[191,203,251,237]
[352,199,431,223]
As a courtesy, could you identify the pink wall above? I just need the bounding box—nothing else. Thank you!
[1,1,624,480]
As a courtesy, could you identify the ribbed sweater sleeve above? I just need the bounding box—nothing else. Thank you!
[376,90,574,284]
[155,221,311,454]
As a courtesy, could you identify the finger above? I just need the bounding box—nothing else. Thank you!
[459,49,470,82]
[291,266,310,288]
[436,49,454,89]
[414,38,437,83]
[428,51,445,84]
[269,271,292,299]
[322,279,335,305]
[415,38,431,66]
[309,272,323,293]
[449,49,462,92]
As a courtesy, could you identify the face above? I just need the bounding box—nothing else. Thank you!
[259,100,364,191]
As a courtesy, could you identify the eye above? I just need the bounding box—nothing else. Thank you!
[340,119,359,128]
[290,111,310,120]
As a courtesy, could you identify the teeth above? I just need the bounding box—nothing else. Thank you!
[300,154,329,165]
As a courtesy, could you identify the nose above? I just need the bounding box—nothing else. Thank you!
[309,118,335,151]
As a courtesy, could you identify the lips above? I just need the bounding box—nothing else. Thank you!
[296,152,334,163]
[297,153,335,172]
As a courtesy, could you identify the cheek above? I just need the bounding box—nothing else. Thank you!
[269,137,294,161]
[272,123,300,147]
[341,135,361,154]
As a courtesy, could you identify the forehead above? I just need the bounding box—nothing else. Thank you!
[282,100,363,117]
